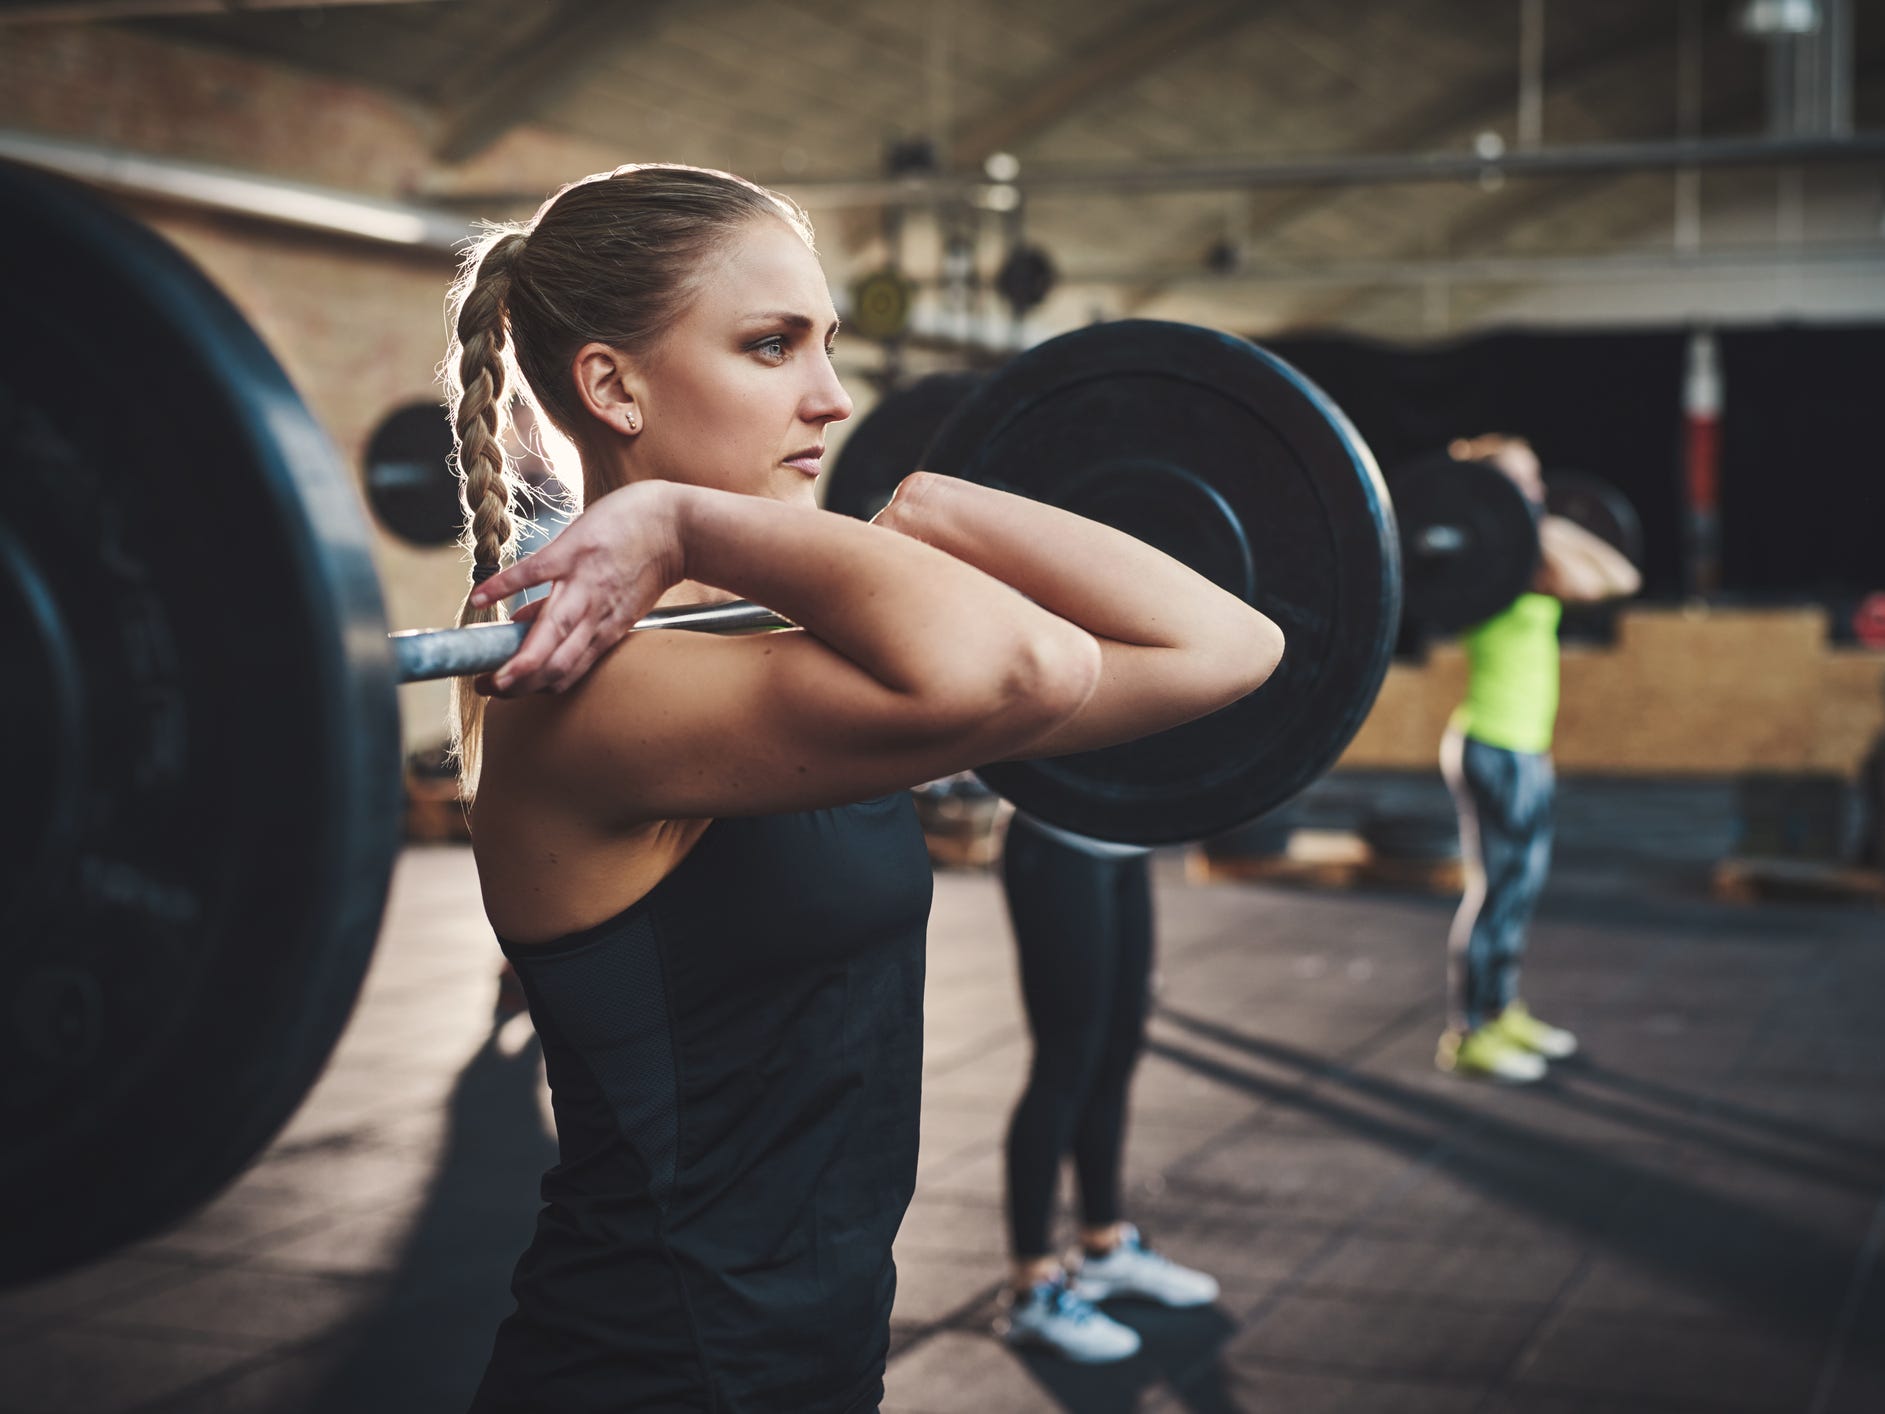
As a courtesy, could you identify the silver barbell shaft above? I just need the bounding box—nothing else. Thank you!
[388,600,791,684]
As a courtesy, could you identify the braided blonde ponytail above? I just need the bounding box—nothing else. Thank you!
[442,228,528,796]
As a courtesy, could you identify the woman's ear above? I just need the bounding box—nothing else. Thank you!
[572,342,643,437]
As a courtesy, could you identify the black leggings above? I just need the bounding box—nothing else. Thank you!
[1000,815,1154,1259]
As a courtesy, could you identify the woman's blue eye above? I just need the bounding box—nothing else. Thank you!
[756,335,787,357]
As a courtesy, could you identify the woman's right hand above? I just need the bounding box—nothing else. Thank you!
[468,480,687,696]
[1535,514,1642,603]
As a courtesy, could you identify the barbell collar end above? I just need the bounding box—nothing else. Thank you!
[389,600,794,684]
[390,622,528,684]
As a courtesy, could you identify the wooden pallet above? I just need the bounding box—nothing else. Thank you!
[1188,829,1463,896]
[1712,857,1885,906]
[404,774,472,843]
[922,824,1003,870]
[915,793,1008,870]
[1365,852,1466,895]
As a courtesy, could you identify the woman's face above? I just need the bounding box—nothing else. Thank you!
[631,217,852,506]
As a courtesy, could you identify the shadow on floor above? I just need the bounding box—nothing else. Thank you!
[1150,1007,1885,1355]
[1013,1302,1238,1413]
[1571,1059,1885,1170]
[1537,1061,1884,1189]
[300,1022,556,1413]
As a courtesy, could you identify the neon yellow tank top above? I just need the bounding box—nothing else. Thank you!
[1451,593,1561,754]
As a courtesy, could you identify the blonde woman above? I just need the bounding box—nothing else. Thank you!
[441,164,1283,1412]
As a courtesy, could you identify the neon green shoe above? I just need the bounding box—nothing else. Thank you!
[1488,1000,1578,1060]
[1437,1027,1547,1084]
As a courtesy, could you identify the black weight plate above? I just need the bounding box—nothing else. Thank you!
[995,245,1056,314]
[365,400,459,547]
[823,371,986,521]
[922,320,1400,846]
[1394,455,1540,633]
[1546,471,1643,566]
[0,163,401,1286]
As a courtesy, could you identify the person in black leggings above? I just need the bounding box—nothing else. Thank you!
[996,815,1220,1364]
[437,161,1283,1411]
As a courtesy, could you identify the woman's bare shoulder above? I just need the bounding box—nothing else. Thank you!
[471,752,709,943]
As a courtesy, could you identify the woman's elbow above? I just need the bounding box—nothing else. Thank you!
[907,622,1097,745]
[1010,622,1102,728]
[1206,607,1281,701]
[1246,612,1285,692]
[1171,609,1283,719]
[955,622,1100,747]
[1212,608,1285,703]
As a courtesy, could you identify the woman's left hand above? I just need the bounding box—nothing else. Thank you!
[467,481,687,696]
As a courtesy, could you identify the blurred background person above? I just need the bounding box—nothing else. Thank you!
[1435,435,1641,1084]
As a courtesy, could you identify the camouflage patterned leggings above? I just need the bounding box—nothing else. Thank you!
[1441,727,1555,1033]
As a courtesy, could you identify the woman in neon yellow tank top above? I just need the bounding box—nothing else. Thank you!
[1437,436,1641,1085]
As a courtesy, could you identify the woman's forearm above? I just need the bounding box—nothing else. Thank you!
[877,473,1271,653]
[872,473,1282,759]
[465,477,1099,706]
[1538,517,1641,602]
[674,482,1097,702]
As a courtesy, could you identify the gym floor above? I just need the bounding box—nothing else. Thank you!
[2,777,1881,1414]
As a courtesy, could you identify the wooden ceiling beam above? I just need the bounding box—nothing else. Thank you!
[824,0,1254,267]
[1,0,446,20]
[945,0,1255,171]
[431,0,661,166]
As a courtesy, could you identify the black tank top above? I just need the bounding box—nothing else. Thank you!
[470,793,932,1413]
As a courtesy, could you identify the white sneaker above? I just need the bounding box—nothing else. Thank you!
[1073,1226,1220,1308]
[998,1275,1142,1363]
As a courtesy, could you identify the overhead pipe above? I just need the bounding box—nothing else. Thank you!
[0,130,470,252]
[1040,244,1885,290]
[753,132,1885,208]
[420,133,1885,212]
[6,130,1880,300]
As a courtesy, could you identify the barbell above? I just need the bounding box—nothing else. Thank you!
[1391,454,1542,632]
[822,374,1645,833]
[1389,455,1643,633]
[2,163,1398,1286]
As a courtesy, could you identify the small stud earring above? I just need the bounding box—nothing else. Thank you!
[626,412,640,433]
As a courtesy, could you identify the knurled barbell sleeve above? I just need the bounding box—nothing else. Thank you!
[389,599,791,684]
